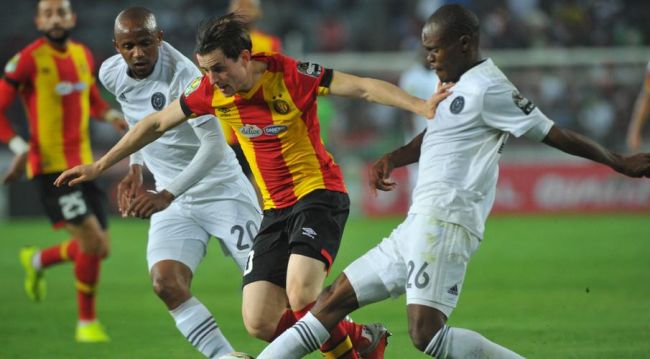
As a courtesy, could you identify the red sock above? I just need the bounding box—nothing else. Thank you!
[39,239,79,268]
[271,309,298,341]
[292,303,358,359]
[75,251,101,321]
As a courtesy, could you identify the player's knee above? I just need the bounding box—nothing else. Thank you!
[409,320,444,352]
[152,275,189,307]
[286,284,318,311]
[242,315,275,342]
[78,230,107,255]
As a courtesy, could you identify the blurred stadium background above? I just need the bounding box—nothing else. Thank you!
[1,0,649,358]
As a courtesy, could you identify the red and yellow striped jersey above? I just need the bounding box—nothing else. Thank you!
[221,30,283,146]
[181,53,346,210]
[0,38,109,177]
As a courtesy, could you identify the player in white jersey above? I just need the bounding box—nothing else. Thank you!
[258,4,650,359]
[98,8,261,358]
[627,61,650,151]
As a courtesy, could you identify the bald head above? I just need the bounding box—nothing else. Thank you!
[114,6,159,35]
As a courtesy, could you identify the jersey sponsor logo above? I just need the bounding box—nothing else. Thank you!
[272,99,291,114]
[512,90,536,115]
[297,62,323,77]
[4,54,19,73]
[54,81,88,96]
[239,124,263,138]
[263,125,288,136]
[184,76,202,97]
[450,96,465,114]
[151,92,166,111]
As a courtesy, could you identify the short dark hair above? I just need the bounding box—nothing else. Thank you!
[195,13,252,59]
[427,4,480,44]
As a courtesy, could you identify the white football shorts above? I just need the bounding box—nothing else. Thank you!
[344,213,480,317]
[147,178,262,273]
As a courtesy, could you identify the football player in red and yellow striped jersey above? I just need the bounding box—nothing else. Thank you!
[0,0,126,343]
[55,13,442,357]
[226,0,282,204]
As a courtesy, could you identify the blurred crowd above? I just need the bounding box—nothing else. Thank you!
[0,0,648,156]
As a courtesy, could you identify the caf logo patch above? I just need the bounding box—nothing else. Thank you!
[450,96,465,114]
[272,99,291,114]
[184,77,202,97]
[297,62,323,77]
[151,92,166,111]
[512,90,536,115]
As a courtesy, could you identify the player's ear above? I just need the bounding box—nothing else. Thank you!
[240,49,251,64]
[157,30,164,46]
[459,34,471,53]
[112,39,119,53]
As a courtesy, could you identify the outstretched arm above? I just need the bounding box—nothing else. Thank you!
[54,98,187,186]
[543,125,650,178]
[369,130,425,196]
[627,85,650,151]
[328,70,452,119]
[125,117,226,218]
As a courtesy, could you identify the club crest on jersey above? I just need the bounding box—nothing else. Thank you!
[512,90,536,115]
[151,92,166,111]
[264,125,288,136]
[450,96,465,114]
[297,62,323,77]
[4,54,19,73]
[239,124,263,138]
[272,99,291,114]
[184,77,202,97]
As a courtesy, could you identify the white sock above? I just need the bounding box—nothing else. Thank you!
[258,312,330,359]
[32,251,42,271]
[169,297,234,358]
[425,325,524,359]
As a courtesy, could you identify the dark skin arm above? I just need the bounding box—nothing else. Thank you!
[369,130,425,195]
[542,125,650,177]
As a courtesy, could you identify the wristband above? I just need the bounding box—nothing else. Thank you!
[8,136,29,155]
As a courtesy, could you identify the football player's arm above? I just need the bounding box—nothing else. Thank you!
[0,78,29,184]
[542,125,650,178]
[369,130,425,194]
[163,117,225,198]
[626,83,650,151]
[327,70,452,119]
[54,99,187,186]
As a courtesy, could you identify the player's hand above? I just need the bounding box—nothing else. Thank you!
[117,165,143,217]
[125,189,175,219]
[613,153,650,178]
[54,163,101,187]
[104,108,128,133]
[368,154,397,196]
[2,152,27,185]
[423,82,454,119]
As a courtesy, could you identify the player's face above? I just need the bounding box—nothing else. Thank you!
[34,0,76,43]
[114,29,162,79]
[421,23,466,83]
[196,48,251,97]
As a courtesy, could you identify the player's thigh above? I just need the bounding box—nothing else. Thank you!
[402,215,480,318]
[148,203,210,274]
[344,216,413,307]
[242,210,291,288]
[194,198,262,272]
[285,254,328,308]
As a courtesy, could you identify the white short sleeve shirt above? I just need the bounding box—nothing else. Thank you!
[410,59,554,238]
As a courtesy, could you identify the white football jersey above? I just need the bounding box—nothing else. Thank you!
[99,41,241,200]
[410,59,554,238]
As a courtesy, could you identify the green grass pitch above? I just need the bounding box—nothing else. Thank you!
[1,214,649,358]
